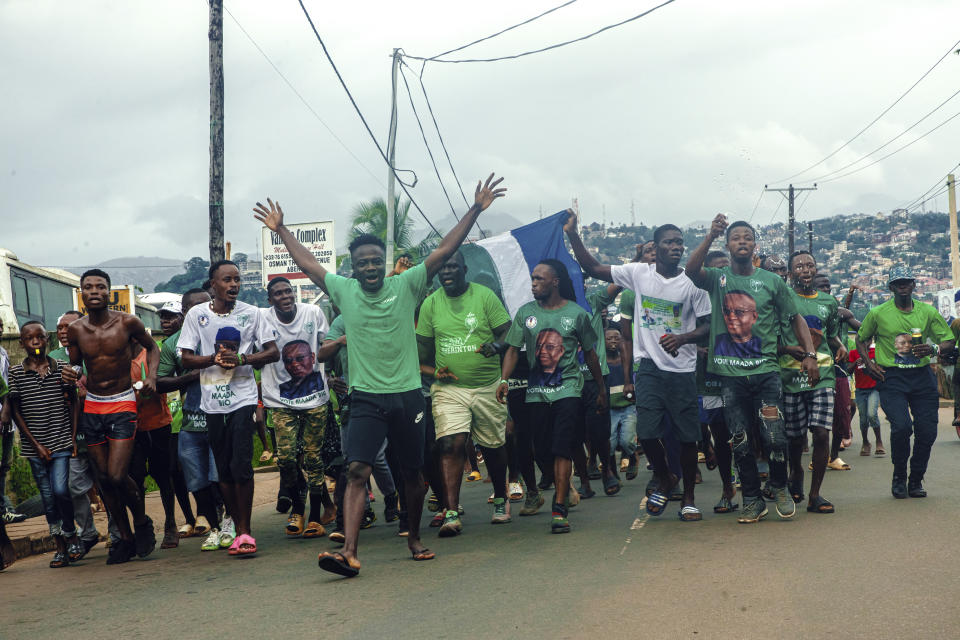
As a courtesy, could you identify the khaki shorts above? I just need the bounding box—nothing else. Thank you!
[431,380,507,448]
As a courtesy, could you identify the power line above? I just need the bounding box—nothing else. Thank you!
[220,4,384,188]
[415,0,579,62]
[404,0,678,64]
[747,187,765,223]
[902,161,960,210]
[767,197,785,225]
[775,35,960,183]
[295,0,440,236]
[817,107,960,184]
[803,86,960,184]
[907,184,950,212]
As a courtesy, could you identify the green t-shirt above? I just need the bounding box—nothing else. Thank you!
[702,266,798,377]
[696,353,722,397]
[324,263,428,393]
[505,299,597,403]
[325,315,348,384]
[156,336,183,433]
[580,288,617,380]
[619,289,635,321]
[857,298,953,369]
[416,283,511,388]
[778,290,838,393]
[157,329,205,432]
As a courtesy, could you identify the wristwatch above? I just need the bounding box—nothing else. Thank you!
[802,352,817,360]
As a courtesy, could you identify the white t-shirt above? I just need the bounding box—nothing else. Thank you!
[611,262,711,373]
[179,300,274,414]
[260,304,330,410]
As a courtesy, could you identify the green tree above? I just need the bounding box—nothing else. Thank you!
[154,256,209,293]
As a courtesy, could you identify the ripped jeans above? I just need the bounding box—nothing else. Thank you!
[720,372,787,499]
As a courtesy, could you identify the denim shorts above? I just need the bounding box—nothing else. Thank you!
[178,429,218,492]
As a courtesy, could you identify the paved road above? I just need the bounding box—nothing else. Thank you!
[2,410,959,640]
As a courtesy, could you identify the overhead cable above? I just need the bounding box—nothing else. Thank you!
[901,161,960,210]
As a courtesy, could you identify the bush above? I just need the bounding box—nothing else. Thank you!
[6,443,39,506]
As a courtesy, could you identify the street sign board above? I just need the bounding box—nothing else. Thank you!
[74,285,137,315]
[261,221,335,288]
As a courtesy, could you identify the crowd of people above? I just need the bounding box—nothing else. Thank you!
[1,173,955,577]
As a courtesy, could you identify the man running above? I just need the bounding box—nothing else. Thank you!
[686,216,819,524]
[416,251,512,534]
[566,217,711,521]
[855,265,954,499]
[179,262,280,556]
[260,277,335,539]
[497,259,605,534]
[66,269,160,562]
[779,251,846,514]
[255,173,506,576]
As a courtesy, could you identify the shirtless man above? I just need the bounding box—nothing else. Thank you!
[66,269,160,563]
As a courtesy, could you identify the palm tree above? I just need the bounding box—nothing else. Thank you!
[346,196,442,266]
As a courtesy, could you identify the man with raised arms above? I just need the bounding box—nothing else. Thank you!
[179,261,280,556]
[66,269,160,563]
[566,216,711,521]
[686,216,819,524]
[254,172,506,577]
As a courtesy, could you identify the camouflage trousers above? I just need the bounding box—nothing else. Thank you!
[270,405,327,495]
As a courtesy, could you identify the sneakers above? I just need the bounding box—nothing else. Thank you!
[908,479,927,498]
[508,482,524,502]
[491,498,511,524]
[383,491,400,522]
[105,538,135,565]
[201,529,221,551]
[427,493,441,513]
[218,517,236,548]
[360,508,376,529]
[737,498,768,524]
[551,504,570,534]
[438,510,462,537]
[519,491,544,516]
[774,488,796,519]
[1,510,27,524]
[429,513,444,528]
[133,515,156,558]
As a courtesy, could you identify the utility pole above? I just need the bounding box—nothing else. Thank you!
[807,221,813,253]
[208,0,225,264]
[630,199,635,227]
[948,174,959,288]
[385,49,401,267]
[765,183,817,257]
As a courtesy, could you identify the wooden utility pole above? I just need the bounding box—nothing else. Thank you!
[208,0,225,264]
[948,174,959,288]
[385,49,401,267]
[765,183,817,257]
[807,221,813,253]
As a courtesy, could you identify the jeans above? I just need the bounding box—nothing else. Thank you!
[855,388,880,435]
[720,372,787,498]
[69,455,100,542]
[609,406,637,457]
[28,452,77,536]
[178,430,218,493]
[876,367,939,480]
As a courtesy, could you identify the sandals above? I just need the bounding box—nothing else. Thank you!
[602,474,621,496]
[806,495,835,513]
[465,471,482,482]
[192,516,211,537]
[259,450,274,463]
[827,457,852,471]
[233,534,257,556]
[678,505,702,521]
[286,514,305,536]
[67,541,84,563]
[578,486,596,500]
[49,551,69,568]
[874,445,886,457]
[318,551,360,577]
[508,482,524,502]
[646,492,669,516]
[302,522,326,538]
[713,496,738,513]
[410,547,436,561]
[178,523,195,539]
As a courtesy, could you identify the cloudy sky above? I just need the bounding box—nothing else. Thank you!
[3,0,959,270]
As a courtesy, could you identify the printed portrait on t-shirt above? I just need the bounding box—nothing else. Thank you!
[531,328,564,387]
[802,314,824,351]
[893,333,920,365]
[278,340,326,400]
[714,290,762,358]
[207,326,240,385]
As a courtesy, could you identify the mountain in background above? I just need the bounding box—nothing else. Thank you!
[65,256,184,294]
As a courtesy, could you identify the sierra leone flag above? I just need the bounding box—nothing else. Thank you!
[459,210,589,316]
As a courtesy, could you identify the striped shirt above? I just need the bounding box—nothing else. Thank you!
[8,359,74,457]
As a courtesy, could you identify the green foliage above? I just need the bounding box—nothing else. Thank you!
[347,196,442,267]
[6,444,38,504]
[154,257,210,294]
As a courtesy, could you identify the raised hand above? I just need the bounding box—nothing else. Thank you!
[253,198,284,231]
[474,173,507,212]
[563,209,578,233]
[708,213,728,240]
[393,256,413,274]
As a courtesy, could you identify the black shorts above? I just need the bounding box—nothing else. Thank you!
[345,389,425,472]
[206,407,256,484]
[80,412,137,447]
[527,397,583,463]
[634,358,700,443]
[582,378,610,446]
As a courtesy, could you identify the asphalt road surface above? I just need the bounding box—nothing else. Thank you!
[3,411,959,640]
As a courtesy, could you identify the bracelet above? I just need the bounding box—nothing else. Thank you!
[499,379,508,386]
[238,354,245,366]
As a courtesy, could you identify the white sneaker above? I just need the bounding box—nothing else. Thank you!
[201,529,220,551]
[218,517,235,548]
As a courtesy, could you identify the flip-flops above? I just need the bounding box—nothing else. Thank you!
[318,551,360,577]
[806,496,835,513]
[678,505,703,521]
[602,474,621,496]
[646,492,669,516]
[227,536,242,556]
[578,486,596,499]
[827,458,852,471]
[410,547,436,561]
[874,445,886,457]
[713,496,738,513]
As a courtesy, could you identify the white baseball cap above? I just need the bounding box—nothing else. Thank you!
[159,300,183,315]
